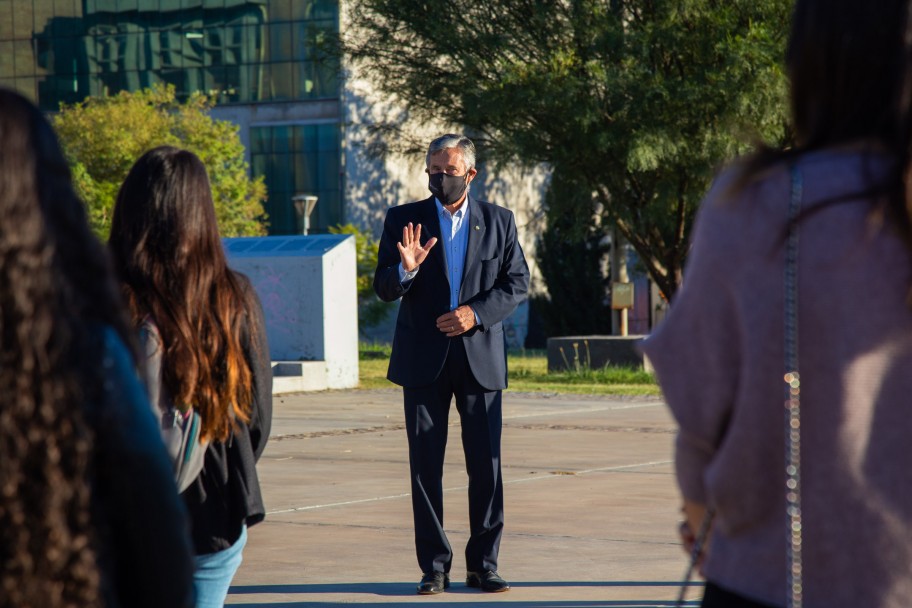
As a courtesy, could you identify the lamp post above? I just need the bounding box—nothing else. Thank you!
[292,194,318,235]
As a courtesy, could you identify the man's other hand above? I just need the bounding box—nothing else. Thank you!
[397,222,437,272]
[436,306,477,337]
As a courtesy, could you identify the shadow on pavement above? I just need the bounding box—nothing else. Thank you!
[227,580,704,607]
[227,602,698,608]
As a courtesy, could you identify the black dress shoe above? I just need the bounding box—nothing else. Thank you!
[466,570,510,592]
[417,571,450,594]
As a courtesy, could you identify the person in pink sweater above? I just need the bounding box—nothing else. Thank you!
[641,1,912,606]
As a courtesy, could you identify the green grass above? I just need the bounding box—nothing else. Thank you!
[357,343,660,396]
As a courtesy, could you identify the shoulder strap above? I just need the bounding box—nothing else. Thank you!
[784,164,803,608]
[138,316,164,413]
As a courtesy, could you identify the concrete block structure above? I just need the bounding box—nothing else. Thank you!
[223,234,358,393]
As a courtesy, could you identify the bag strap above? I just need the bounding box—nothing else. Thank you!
[675,508,714,607]
[676,166,805,608]
[138,316,164,415]
[784,165,803,608]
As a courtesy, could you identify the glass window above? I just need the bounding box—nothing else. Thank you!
[52,37,81,75]
[26,0,338,109]
[203,65,224,97]
[243,63,263,102]
[311,0,338,21]
[149,4,170,31]
[137,67,161,89]
[267,0,292,23]
[14,77,37,101]
[54,0,79,18]
[0,4,13,40]
[299,124,316,152]
[53,15,83,37]
[160,0,182,13]
[317,121,337,151]
[267,21,292,62]
[183,67,204,93]
[290,0,315,20]
[251,123,340,234]
[221,63,241,100]
[33,1,55,35]
[292,142,315,187]
[184,34,205,68]
[317,149,337,188]
[264,61,294,100]
[296,60,315,98]
[292,0,338,21]
[179,0,203,23]
[204,26,224,63]
[0,41,14,78]
[11,3,34,40]
[268,153,294,230]
[271,125,292,154]
[251,129,270,155]
[14,39,35,77]
[292,20,314,61]
[313,60,338,98]
[315,189,341,230]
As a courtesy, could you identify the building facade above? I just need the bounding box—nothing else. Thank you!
[3,0,343,234]
[3,1,546,345]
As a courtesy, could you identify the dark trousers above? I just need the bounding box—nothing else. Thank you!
[402,338,504,575]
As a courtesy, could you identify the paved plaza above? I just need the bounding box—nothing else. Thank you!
[226,388,703,607]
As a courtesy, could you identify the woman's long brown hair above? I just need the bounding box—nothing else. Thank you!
[0,89,132,606]
[109,146,254,442]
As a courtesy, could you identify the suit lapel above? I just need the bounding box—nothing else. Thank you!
[419,197,448,279]
[461,196,485,290]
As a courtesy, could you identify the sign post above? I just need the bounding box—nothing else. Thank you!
[611,282,634,337]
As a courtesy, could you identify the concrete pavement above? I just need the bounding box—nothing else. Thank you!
[226,389,703,607]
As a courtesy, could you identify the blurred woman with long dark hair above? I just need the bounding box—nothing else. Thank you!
[643,1,912,606]
[0,89,195,607]
[109,146,272,608]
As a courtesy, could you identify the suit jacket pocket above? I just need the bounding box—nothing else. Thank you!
[481,258,499,291]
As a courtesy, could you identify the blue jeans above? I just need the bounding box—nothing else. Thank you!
[194,525,247,608]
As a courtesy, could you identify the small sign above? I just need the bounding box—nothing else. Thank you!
[611,282,634,309]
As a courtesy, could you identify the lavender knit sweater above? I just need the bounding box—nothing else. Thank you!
[641,149,912,607]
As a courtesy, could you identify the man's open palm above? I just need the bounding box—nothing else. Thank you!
[398,222,437,272]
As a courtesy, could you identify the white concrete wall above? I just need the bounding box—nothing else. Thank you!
[321,236,359,388]
[223,235,359,390]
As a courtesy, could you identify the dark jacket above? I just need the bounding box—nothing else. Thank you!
[88,327,196,608]
[374,195,530,390]
[181,273,273,554]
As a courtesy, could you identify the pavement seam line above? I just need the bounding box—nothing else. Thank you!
[504,402,662,420]
[265,459,672,515]
[266,403,665,441]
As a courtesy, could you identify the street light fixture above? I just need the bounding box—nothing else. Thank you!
[292,194,318,235]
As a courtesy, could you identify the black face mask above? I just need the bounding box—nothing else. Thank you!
[428,172,469,206]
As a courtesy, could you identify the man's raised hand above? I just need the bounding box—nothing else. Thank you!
[398,222,437,272]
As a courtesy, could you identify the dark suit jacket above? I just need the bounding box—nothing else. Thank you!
[374,195,530,390]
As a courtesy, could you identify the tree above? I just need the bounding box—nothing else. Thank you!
[328,223,395,334]
[535,171,613,336]
[53,85,267,239]
[344,0,792,300]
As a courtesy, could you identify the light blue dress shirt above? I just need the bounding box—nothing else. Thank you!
[435,198,470,310]
[398,197,478,320]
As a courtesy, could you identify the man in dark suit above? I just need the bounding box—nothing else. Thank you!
[374,134,530,595]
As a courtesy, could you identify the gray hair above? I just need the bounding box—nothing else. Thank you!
[425,134,476,170]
